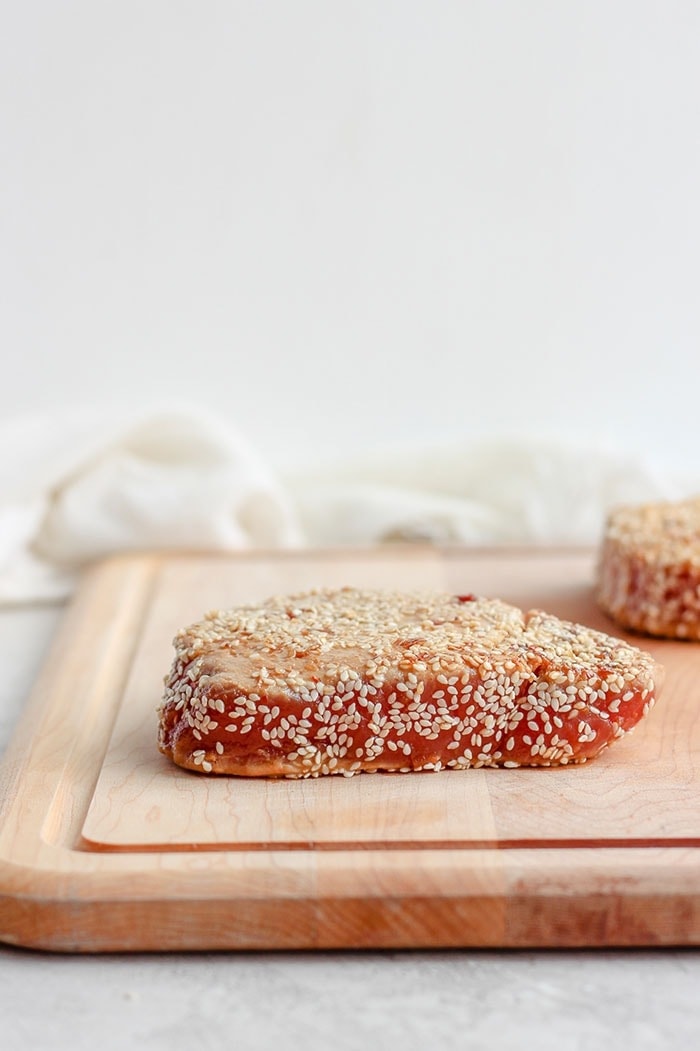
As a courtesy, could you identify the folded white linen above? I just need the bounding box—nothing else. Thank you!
[1,409,695,605]
[0,407,301,603]
[290,437,695,547]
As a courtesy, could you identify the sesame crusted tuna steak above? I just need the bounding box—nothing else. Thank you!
[597,496,700,640]
[158,589,662,777]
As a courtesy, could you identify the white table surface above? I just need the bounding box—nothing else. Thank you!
[1,604,698,1051]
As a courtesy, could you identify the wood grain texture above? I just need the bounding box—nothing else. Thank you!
[1,548,699,951]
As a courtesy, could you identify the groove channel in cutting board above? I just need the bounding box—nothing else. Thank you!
[80,549,699,853]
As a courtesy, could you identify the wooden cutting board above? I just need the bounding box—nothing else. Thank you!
[1,547,699,952]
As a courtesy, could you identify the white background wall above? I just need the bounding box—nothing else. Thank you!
[2,1,699,472]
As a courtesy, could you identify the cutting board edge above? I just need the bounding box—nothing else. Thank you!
[1,841,699,951]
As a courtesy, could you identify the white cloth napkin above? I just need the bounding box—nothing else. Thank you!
[0,407,301,603]
[291,437,695,546]
[1,408,696,604]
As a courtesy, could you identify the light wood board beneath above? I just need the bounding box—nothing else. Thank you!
[1,548,699,951]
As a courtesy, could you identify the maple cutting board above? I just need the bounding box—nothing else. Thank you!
[0,547,699,952]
